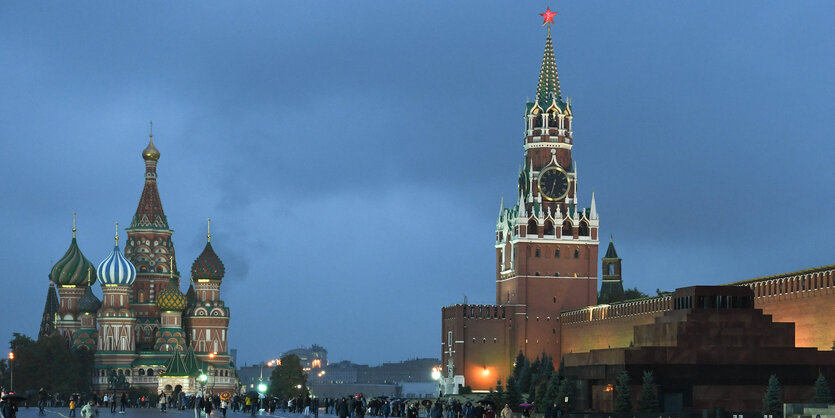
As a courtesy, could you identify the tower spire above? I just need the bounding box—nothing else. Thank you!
[207,218,212,243]
[536,16,562,107]
[72,212,77,239]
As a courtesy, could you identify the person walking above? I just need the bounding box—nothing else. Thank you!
[382,401,391,418]
[500,405,511,418]
[158,392,167,413]
[336,398,349,418]
[69,396,78,417]
[204,399,214,417]
[81,400,99,418]
[220,399,228,418]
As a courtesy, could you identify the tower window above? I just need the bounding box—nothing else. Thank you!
[574,249,580,259]
[555,249,560,258]
[608,264,615,275]
[579,220,589,236]
[535,248,541,257]
[544,220,555,235]
[527,219,538,235]
[562,220,573,236]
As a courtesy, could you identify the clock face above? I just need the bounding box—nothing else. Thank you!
[538,167,570,201]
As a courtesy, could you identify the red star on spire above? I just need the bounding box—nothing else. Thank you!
[540,7,557,26]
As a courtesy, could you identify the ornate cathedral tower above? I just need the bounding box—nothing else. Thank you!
[39,283,59,339]
[73,273,101,351]
[50,218,97,342]
[185,222,230,358]
[96,226,137,355]
[493,12,599,357]
[124,132,179,349]
[154,259,188,352]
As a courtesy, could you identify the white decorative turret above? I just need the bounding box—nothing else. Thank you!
[590,192,598,220]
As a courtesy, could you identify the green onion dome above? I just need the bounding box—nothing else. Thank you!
[77,285,102,313]
[50,236,96,286]
[191,242,225,280]
[156,278,187,312]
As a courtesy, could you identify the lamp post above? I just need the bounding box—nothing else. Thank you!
[8,352,14,393]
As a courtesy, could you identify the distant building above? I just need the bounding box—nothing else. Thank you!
[311,358,440,385]
[273,345,328,370]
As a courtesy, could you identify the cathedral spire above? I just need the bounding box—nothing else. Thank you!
[536,24,563,108]
[131,131,169,229]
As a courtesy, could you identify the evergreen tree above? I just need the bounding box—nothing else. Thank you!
[556,378,575,413]
[494,379,506,407]
[637,370,659,412]
[762,374,782,418]
[518,357,533,396]
[269,354,308,399]
[813,371,832,404]
[505,375,522,411]
[556,357,565,380]
[534,379,549,412]
[543,373,561,410]
[511,351,526,382]
[614,371,632,413]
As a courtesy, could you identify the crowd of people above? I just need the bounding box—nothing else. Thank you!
[1,388,551,418]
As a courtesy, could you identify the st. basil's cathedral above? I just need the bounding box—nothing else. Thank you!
[39,135,238,395]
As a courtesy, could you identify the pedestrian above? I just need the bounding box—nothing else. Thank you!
[81,400,99,418]
[337,398,349,418]
[500,405,511,418]
[69,396,78,417]
[382,401,391,418]
[205,399,214,417]
[159,392,167,413]
[2,397,19,418]
[220,399,228,418]
[407,403,418,418]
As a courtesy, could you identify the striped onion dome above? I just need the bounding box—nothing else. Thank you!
[156,278,187,311]
[191,242,225,280]
[50,237,96,286]
[77,285,102,313]
[97,245,137,286]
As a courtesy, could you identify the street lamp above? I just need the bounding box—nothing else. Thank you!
[8,352,13,393]
[431,367,441,381]
[257,383,267,394]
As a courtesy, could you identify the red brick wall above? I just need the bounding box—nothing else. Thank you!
[560,297,671,356]
[740,266,835,350]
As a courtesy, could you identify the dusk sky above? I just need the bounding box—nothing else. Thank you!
[1,2,833,367]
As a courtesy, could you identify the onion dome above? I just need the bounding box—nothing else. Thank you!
[78,285,102,313]
[156,278,187,311]
[97,223,137,286]
[191,242,225,280]
[50,227,96,286]
[143,133,160,161]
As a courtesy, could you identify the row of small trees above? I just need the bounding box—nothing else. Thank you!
[762,372,833,418]
[485,353,835,416]
[486,352,575,412]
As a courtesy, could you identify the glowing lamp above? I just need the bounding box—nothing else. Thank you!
[8,352,13,360]
[258,383,267,393]
[431,368,441,381]
[482,367,489,376]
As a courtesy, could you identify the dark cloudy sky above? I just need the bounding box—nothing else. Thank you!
[1,2,833,366]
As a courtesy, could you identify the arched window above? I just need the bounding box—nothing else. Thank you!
[574,249,580,259]
[564,117,571,131]
[147,368,153,376]
[535,248,541,258]
[562,220,573,236]
[544,220,554,235]
[527,219,538,235]
[138,369,145,376]
[555,248,560,258]
[608,264,615,275]
[579,220,589,236]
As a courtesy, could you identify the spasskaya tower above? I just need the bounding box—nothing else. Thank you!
[442,9,600,392]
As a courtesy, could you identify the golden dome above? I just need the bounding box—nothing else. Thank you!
[143,135,160,161]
